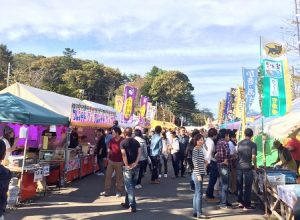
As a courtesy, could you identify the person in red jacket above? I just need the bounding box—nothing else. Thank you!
[286,128,300,174]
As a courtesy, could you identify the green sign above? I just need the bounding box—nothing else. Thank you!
[261,59,286,117]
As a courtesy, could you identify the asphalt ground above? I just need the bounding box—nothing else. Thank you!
[4,166,266,220]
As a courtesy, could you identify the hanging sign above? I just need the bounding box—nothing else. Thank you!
[34,169,43,182]
[121,85,138,122]
[242,68,261,117]
[71,104,116,127]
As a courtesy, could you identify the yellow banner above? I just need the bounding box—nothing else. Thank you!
[234,87,244,119]
[114,95,123,113]
[283,58,292,112]
[218,100,225,124]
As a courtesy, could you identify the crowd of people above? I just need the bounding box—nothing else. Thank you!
[90,120,258,219]
[1,120,299,219]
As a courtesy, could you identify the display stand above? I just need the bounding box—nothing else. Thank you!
[253,169,298,220]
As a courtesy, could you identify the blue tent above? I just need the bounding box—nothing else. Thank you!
[0,93,69,125]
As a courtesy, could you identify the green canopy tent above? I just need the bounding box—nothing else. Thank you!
[0,93,69,201]
[0,92,69,125]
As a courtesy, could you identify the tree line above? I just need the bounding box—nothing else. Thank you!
[0,44,213,126]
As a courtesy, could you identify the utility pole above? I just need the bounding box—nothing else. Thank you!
[295,0,300,58]
[6,62,11,88]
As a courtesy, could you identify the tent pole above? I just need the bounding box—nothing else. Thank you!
[262,116,268,216]
[63,127,71,187]
[19,127,29,203]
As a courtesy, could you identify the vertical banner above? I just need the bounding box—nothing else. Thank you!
[218,100,225,124]
[228,88,237,121]
[114,95,123,113]
[122,85,138,122]
[150,105,157,120]
[234,87,244,119]
[224,92,231,121]
[261,38,291,117]
[146,102,152,120]
[261,60,286,117]
[242,68,261,117]
[139,96,149,118]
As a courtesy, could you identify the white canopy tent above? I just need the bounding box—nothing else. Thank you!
[246,98,300,138]
[265,98,300,138]
[0,83,115,118]
[83,100,116,113]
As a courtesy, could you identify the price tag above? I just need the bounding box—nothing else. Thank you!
[43,165,50,176]
[34,169,43,182]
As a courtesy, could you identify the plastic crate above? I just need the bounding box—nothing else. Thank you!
[267,174,286,187]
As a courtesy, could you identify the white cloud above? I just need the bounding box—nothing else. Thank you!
[0,0,294,41]
[0,0,295,115]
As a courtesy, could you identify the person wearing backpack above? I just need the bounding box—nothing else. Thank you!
[178,127,189,178]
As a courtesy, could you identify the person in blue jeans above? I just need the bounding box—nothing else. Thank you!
[215,129,231,209]
[205,128,219,202]
[192,134,208,219]
[236,128,257,210]
[150,126,163,184]
[120,127,141,212]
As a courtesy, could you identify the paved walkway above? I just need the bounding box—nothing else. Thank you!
[5,169,265,220]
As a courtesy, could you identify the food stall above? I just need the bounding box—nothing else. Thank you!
[0,93,69,202]
[254,168,298,219]
[0,83,116,183]
[70,103,116,178]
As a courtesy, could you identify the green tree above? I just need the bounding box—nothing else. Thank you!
[0,44,13,89]
[149,70,196,116]
[63,48,76,57]
[62,48,78,70]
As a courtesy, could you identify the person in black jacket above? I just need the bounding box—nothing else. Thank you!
[0,139,12,220]
[95,129,107,176]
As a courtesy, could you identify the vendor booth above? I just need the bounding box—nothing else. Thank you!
[0,93,69,202]
[1,83,116,185]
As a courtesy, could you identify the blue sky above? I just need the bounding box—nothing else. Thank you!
[0,0,297,115]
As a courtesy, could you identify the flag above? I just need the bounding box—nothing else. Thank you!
[261,59,286,116]
[233,87,244,119]
[218,100,225,124]
[228,88,237,120]
[146,102,152,120]
[150,105,157,120]
[242,68,261,117]
[224,92,231,121]
[261,38,291,117]
[114,95,123,113]
[122,85,138,122]
[139,96,149,118]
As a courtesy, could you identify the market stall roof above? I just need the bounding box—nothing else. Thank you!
[0,93,69,125]
[83,100,116,113]
[0,83,115,118]
[265,98,300,138]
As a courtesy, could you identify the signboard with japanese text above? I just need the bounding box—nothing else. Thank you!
[122,85,138,122]
[114,95,123,113]
[224,92,231,121]
[71,104,116,128]
[140,96,149,118]
[261,59,286,117]
[242,68,261,117]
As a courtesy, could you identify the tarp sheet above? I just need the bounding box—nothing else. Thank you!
[0,93,69,125]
